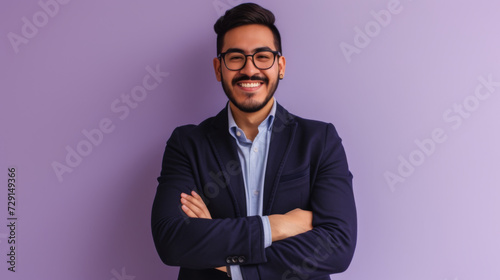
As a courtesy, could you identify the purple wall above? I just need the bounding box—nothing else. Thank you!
[1,0,499,279]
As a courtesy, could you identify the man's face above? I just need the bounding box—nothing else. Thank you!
[213,24,286,113]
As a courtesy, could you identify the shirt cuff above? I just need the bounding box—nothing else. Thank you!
[261,215,272,248]
[230,265,243,280]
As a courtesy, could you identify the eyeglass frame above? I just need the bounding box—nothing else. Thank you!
[218,49,281,71]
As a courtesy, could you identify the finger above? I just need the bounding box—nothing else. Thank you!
[181,198,199,218]
[191,191,212,219]
[181,204,198,218]
[185,192,211,218]
[215,266,227,273]
[181,195,205,212]
[181,192,205,211]
[180,191,212,219]
[188,191,207,210]
[181,197,205,218]
[191,190,202,199]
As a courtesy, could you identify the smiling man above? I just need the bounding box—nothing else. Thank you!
[151,3,357,279]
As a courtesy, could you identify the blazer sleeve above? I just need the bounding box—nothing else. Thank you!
[240,123,357,279]
[151,127,268,269]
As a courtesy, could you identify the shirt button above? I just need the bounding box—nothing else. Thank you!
[253,190,259,196]
[253,147,258,152]
[236,131,242,137]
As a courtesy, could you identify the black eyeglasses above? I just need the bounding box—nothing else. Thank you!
[218,50,281,71]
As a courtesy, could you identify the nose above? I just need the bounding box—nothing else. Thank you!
[239,55,260,77]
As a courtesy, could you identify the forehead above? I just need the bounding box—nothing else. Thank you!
[222,24,275,53]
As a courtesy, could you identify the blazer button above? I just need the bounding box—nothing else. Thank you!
[226,257,232,264]
[238,256,246,263]
[231,256,239,264]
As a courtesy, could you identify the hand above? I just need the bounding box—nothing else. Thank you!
[215,266,227,273]
[180,191,212,219]
[268,208,313,242]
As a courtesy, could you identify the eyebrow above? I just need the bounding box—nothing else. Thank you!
[224,47,274,53]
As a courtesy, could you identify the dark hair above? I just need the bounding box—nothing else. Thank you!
[214,3,282,55]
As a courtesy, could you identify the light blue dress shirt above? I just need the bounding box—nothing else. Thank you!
[227,100,276,279]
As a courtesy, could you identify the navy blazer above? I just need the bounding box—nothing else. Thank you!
[151,103,357,280]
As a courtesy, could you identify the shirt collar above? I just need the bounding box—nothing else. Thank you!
[228,99,277,137]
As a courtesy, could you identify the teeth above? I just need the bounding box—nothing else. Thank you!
[239,82,261,88]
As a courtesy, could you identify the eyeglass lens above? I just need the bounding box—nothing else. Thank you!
[223,51,276,70]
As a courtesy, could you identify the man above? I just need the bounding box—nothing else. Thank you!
[151,3,357,279]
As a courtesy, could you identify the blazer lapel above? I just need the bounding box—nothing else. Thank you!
[263,104,297,215]
[207,106,247,217]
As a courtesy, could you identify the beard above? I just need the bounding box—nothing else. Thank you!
[221,72,279,113]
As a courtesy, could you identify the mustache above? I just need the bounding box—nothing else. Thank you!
[232,75,268,85]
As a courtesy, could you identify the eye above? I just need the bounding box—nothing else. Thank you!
[227,53,244,61]
[255,52,272,61]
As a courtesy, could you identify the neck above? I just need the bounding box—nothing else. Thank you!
[230,98,274,141]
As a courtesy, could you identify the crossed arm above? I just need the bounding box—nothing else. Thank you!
[152,124,356,277]
[180,190,313,272]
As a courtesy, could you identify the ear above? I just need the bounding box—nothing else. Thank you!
[213,57,222,82]
[278,55,286,79]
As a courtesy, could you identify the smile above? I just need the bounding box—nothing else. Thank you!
[238,82,263,88]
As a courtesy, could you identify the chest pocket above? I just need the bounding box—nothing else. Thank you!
[271,165,310,213]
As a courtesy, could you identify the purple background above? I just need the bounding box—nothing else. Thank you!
[1,0,500,279]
